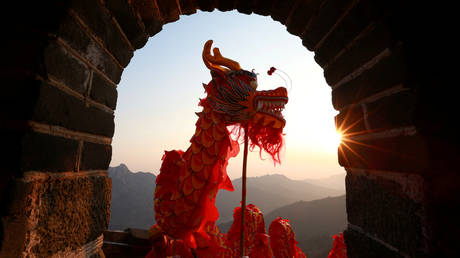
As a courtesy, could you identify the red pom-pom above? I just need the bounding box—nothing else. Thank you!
[267,67,276,76]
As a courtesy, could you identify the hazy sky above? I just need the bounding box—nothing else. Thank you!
[110,10,344,180]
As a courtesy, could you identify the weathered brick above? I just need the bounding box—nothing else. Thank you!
[58,16,123,84]
[44,41,90,95]
[129,0,164,36]
[157,0,181,23]
[365,90,416,131]
[346,172,426,257]
[236,0,258,15]
[332,49,408,110]
[286,0,324,36]
[303,0,351,51]
[335,104,366,136]
[178,0,198,15]
[145,19,163,37]
[71,0,134,67]
[324,21,394,86]
[216,0,236,12]
[197,0,216,12]
[21,132,78,172]
[3,175,111,256]
[271,0,296,24]
[26,80,115,137]
[90,72,118,110]
[253,0,276,16]
[106,0,148,49]
[80,142,112,171]
[339,134,430,172]
[344,229,403,258]
[313,0,381,67]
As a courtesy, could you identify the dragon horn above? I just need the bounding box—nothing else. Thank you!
[203,40,242,72]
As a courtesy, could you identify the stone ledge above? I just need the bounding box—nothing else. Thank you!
[344,227,403,258]
[103,228,150,257]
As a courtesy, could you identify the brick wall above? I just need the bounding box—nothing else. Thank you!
[1,0,455,257]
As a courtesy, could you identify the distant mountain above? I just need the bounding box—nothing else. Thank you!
[108,164,156,230]
[108,165,345,237]
[303,173,346,191]
[218,195,347,258]
[265,195,347,258]
[216,174,344,223]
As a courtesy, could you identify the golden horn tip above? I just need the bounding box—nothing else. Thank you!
[202,40,241,71]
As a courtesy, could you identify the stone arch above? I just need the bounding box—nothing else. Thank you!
[1,0,455,257]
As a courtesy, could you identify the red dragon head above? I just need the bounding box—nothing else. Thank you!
[201,40,288,163]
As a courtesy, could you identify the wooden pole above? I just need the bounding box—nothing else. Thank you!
[240,125,249,257]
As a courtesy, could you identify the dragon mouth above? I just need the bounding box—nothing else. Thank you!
[252,86,289,126]
[255,97,288,123]
[247,87,288,162]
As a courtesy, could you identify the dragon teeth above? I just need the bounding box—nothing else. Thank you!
[257,100,286,112]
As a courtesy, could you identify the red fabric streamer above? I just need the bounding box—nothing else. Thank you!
[328,232,347,258]
[227,204,268,256]
[269,217,306,258]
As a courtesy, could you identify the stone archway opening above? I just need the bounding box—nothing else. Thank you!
[107,10,346,256]
[2,1,456,257]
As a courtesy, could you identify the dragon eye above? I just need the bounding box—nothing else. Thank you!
[250,80,258,90]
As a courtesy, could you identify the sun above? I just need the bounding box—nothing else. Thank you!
[312,128,343,153]
[322,129,343,152]
[333,130,343,148]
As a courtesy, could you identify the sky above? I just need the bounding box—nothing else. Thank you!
[110,10,344,180]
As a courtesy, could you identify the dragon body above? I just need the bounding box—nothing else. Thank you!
[148,40,308,257]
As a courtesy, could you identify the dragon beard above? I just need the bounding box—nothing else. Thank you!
[247,120,284,164]
[231,120,284,165]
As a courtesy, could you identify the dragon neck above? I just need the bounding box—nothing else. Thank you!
[154,102,237,239]
[185,104,236,174]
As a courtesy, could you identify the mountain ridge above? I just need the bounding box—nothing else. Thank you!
[216,173,344,223]
[108,164,157,230]
[108,164,345,229]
